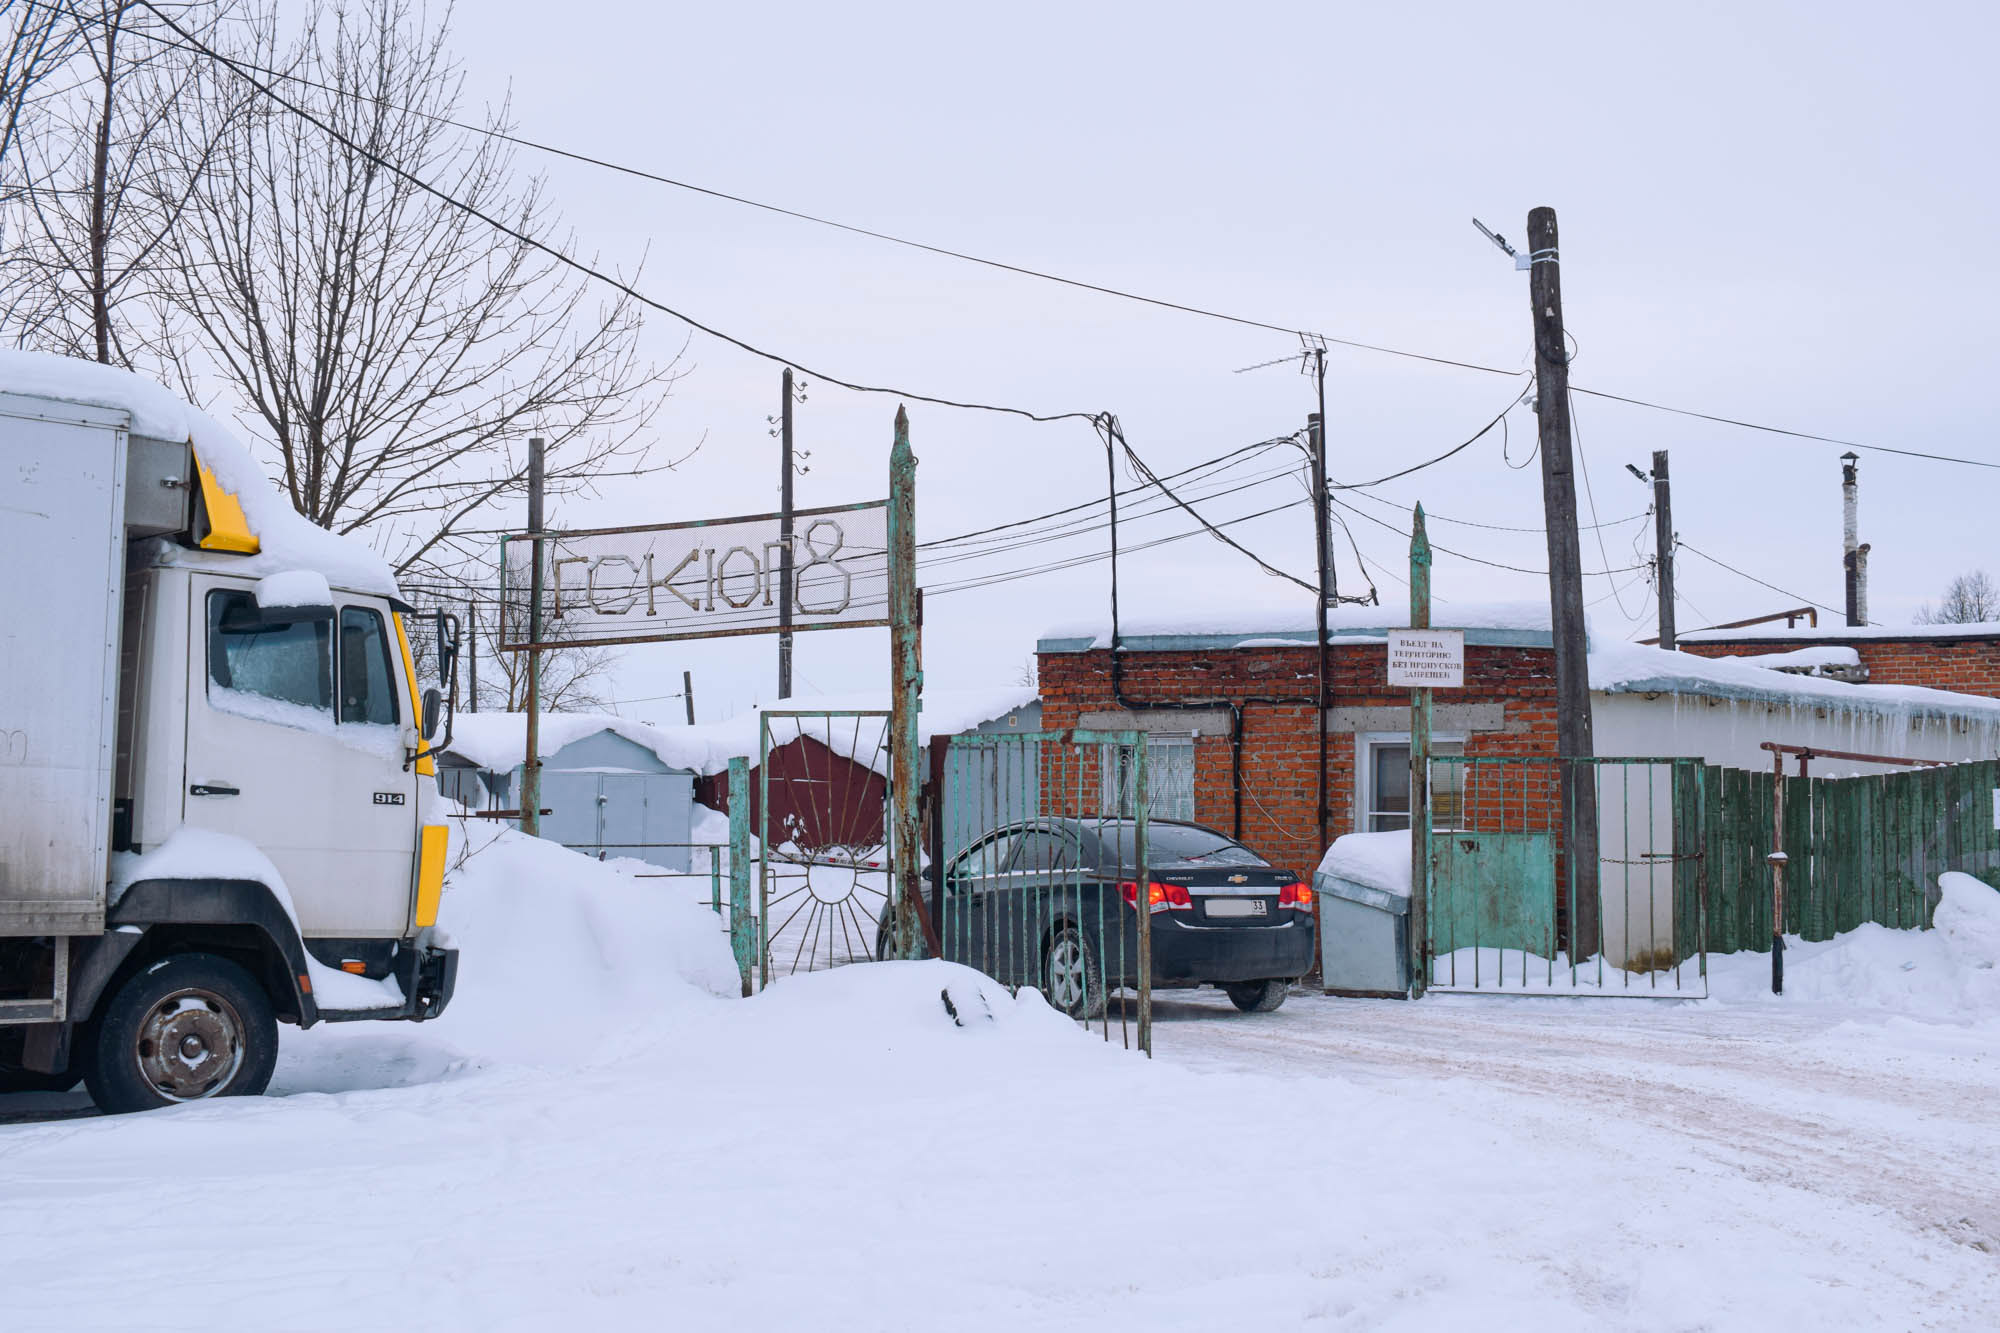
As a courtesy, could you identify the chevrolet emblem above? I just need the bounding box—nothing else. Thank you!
[1227,874,1249,884]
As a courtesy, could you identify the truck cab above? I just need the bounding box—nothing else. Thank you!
[1,364,458,1112]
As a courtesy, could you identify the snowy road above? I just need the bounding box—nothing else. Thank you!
[1158,988,2000,1261]
[4,835,1997,1331]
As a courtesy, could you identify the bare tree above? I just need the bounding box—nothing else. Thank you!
[0,2,79,192]
[149,0,688,586]
[1916,570,2000,625]
[0,1,229,365]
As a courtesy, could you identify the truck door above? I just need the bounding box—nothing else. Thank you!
[180,577,418,938]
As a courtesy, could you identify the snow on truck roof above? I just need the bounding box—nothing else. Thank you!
[443,686,1039,778]
[0,350,398,596]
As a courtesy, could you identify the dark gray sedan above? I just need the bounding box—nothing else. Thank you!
[889,818,1315,1017]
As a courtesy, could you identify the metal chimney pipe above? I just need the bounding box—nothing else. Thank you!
[1841,452,1861,627]
[1854,543,1871,625]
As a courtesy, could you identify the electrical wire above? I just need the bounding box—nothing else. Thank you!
[135,2,1104,428]
[1674,540,1864,625]
[1569,389,1638,619]
[1326,493,1651,578]
[1327,384,1528,490]
[1572,386,2000,471]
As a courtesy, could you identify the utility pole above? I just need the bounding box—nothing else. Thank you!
[887,407,923,960]
[1308,346,1332,879]
[1526,206,1600,961]
[777,367,797,698]
[466,601,479,713]
[1651,450,1676,651]
[1407,504,1432,1000]
[520,436,545,839]
[683,669,696,726]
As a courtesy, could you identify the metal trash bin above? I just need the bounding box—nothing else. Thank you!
[1316,871,1410,998]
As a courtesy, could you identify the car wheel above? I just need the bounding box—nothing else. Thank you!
[1224,978,1289,1013]
[1042,925,1106,1021]
[83,953,278,1114]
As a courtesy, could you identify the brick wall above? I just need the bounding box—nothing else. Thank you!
[1678,636,2000,698]
[1037,642,1560,873]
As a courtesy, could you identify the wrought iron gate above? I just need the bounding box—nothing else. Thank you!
[1423,755,1709,996]
[935,730,1153,1052]
[755,709,898,982]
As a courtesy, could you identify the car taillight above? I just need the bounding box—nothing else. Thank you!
[1117,880,1192,913]
[1277,881,1315,910]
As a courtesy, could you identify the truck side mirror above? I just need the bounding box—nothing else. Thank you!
[421,686,444,742]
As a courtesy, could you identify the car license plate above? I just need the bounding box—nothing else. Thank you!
[1204,898,1266,918]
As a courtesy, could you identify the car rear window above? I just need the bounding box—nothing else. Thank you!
[1094,823,1267,867]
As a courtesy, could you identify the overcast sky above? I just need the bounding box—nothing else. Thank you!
[436,0,1998,724]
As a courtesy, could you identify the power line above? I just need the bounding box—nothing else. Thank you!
[1327,384,1529,491]
[1673,540,1866,625]
[1572,386,2000,471]
[1326,493,1651,579]
[136,2,1103,429]
[1102,416,1318,593]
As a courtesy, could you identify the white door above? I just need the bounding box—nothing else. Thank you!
[181,575,417,938]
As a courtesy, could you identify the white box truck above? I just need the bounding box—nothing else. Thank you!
[1,356,459,1113]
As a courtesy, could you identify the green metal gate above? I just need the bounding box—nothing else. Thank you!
[754,709,898,982]
[934,730,1153,1053]
[1423,755,1709,995]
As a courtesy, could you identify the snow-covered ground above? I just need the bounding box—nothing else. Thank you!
[4,831,1998,1330]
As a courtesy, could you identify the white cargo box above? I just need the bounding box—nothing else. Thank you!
[0,393,129,936]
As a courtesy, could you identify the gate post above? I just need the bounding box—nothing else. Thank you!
[728,755,753,997]
[1408,505,1432,999]
[888,406,925,960]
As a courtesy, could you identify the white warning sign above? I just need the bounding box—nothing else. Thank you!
[1386,628,1465,689]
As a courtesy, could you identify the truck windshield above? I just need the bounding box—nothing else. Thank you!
[208,591,331,712]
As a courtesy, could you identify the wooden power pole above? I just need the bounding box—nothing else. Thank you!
[777,367,796,699]
[1651,450,1676,651]
[520,435,546,838]
[1526,207,1600,960]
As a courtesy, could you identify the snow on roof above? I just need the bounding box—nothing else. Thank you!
[443,686,1039,778]
[0,350,397,596]
[1588,640,2000,720]
[1679,620,2000,643]
[1038,601,1555,651]
[1715,644,1862,672]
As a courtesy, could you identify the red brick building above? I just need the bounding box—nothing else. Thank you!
[1675,623,2000,698]
[1036,618,1561,875]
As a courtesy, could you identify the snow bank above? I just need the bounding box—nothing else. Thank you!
[443,685,1037,779]
[1701,873,2000,1018]
[0,349,397,595]
[422,820,741,1065]
[1316,830,1411,897]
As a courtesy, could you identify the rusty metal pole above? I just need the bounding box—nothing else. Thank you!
[1408,504,1433,999]
[887,407,924,959]
[1769,747,1787,995]
[521,436,546,838]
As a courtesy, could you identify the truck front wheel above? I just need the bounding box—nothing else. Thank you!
[84,953,278,1114]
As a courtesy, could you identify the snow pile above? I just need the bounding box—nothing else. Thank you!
[1316,829,1411,897]
[1718,644,1863,674]
[425,819,742,1065]
[253,568,333,610]
[1703,873,2000,1018]
[0,349,397,596]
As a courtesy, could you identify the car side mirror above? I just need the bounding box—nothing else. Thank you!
[421,686,444,741]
